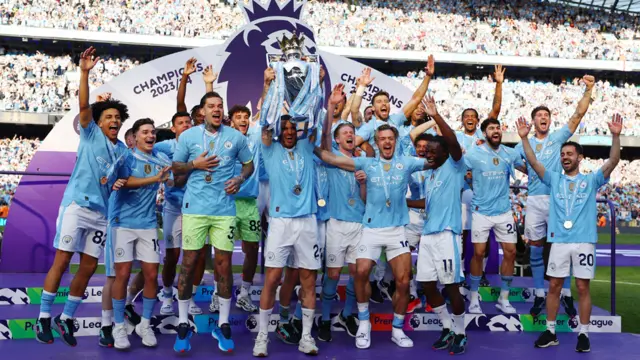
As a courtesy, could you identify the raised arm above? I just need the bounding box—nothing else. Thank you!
[342,91,360,128]
[601,114,623,178]
[177,58,197,113]
[355,170,367,204]
[487,65,505,120]
[351,68,374,126]
[409,118,436,143]
[402,55,434,120]
[313,147,356,172]
[78,47,101,128]
[516,117,545,180]
[423,95,462,161]
[567,75,595,133]
[323,84,346,150]
[203,65,217,93]
[260,67,275,109]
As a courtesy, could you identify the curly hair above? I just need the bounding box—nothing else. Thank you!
[91,99,130,123]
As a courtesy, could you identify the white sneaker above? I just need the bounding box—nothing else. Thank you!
[253,331,269,357]
[113,323,130,350]
[468,299,482,314]
[160,300,174,315]
[355,321,371,349]
[209,293,220,313]
[298,333,319,355]
[495,299,517,314]
[189,298,203,315]
[236,295,258,313]
[391,328,414,348]
[135,321,157,347]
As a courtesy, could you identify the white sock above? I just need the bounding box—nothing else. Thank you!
[301,308,314,335]
[178,299,189,324]
[452,313,466,335]
[101,310,113,327]
[535,288,545,298]
[547,320,556,334]
[219,297,231,326]
[433,305,452,330]
[259,308,272,334]
[140,317,150,327]
[561,288,572,297]
[579,322,589,336]
[241,281,252,297]
[470,291,479,303]
[500,290,509,301]
[391,313,405,338]
[125,291,136,306]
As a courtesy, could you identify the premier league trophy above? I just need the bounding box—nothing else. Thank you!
[260,31,324,137]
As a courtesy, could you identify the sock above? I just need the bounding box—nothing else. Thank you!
[192,285,198,296]
[178,299,189,324]
[142,296,157,321]
[39,290,56,319]
[530,245,545,297]
[500,275,513,301]
[259,307,272,334]
[241,281,252,297]
[321,277,339,321]
[344,276,356,316]
[452,313,466,335]
[162,286,173,301]
[125,291,136,306]
[469,274,481,295]
[433,304,452,330]
[293,302,302,320]
[279,304,290,324]
[101,309,113,327]
[357,302,370,321]
[392,313,405,329]
[561,280,572,297]
[219,297,231,326]
[547,320,556,334]
[112,298,126,324]
[579,322,589,336]
[301,308,314,335]
[60,295,82,321]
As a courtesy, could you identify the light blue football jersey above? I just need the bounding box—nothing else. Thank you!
[61,121,129,216]
[408,169,428,215]
[173,125,252,216]
[154,139,184,209]
[109,148,170,229]
[543,169,608,244]
[464,144,524,216]
[422,156,466,235]
[515,125,573,196]
[353,155,425,228]
[456,129,483,192]
[262,138,316,218]
[356,113,405,156]
[315,160,330,221]
[235,126,261,199]
[325,149,366,223]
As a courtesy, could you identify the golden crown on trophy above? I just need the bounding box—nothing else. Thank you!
[278,31,305,53]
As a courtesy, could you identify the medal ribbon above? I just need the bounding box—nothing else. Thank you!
[285,147,302,187]
[379,159,393,206]
[562,176,583,222]
[315,164,326,202]
[130,148,171,168]
[202,127,222,177]
[103,139,125,182]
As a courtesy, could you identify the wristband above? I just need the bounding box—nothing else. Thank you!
[356,85,366,97]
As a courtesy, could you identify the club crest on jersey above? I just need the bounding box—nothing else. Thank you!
[155,165,162,171]
[396,163,404,170]
[144,164,152,174]
[569,182,575,191]
[580,182,587,189]
[209,141,215,150]
[493,158,499,165]
[224,141,233,149]
[535,144,542,152]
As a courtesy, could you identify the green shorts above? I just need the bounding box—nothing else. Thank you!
[182,214,236,252]
[235,197,261,242]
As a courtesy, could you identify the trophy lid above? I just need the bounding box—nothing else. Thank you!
[278,31,305,53]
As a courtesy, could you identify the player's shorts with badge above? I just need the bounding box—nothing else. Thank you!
[286,218,326,269]
[234,197,261,242]
[416,230,464,285]
[163,201,183,249]
[357,226,410,262]
[53,201,107,259]
[266,215,320,270]
[326,218,362,267]
[523,195,550,241]
[547,242,596,280]
[182,214,236,252]
[471,211,517,244]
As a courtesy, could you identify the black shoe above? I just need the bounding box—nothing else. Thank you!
[124,304,141,326]
[575,333,590,353]
[530,296,546,317]
[337,312,358,337]
[480,274,490,287]
[534,330,559,348]
[99,325,114,347]
[449,334,467,355]
[35,317,54,344]
[562,296,578,318]
[292,318,302,334]
[276,322,301,345]
[432,328,454,350]
[52,315,77,347]
[317,320,332,342]
[370,281,384,304]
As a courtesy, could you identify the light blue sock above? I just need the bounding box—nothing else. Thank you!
[142,296,157,320]
[501,275,514,292]
[39,290,56,318]
[61,295,82,320]
[343,276,356,316]
[112,298,126,324]
[321,277,339,321]
[530,245,545,293]
[392,313,404,329]
[357,302,370,321]
[279,304,290,324]
[470,275,481,292]
[294,302,302,320]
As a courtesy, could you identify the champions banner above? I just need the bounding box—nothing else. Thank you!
[4,0,423,272]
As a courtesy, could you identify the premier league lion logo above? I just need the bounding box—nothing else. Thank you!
[218,0,330,114]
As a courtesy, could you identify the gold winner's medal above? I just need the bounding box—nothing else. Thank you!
[383,163,391,172]
[205,174,212,183]
[385,199,391,207]
[564,220,573,229]
[293,185,302,195]
[100,176,108,185]
[318,199,326,207]
[348,198,356,206]
[536,143,542,152]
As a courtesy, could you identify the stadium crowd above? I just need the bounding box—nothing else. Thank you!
[1,0,640,60]
[0,136,40,208]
